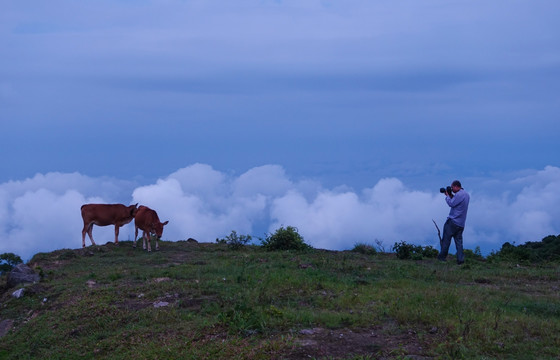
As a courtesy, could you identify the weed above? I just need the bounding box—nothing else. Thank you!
[216,230,252,250]
[352,242,377,255]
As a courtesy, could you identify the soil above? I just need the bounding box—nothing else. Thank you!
[283,323,437,359]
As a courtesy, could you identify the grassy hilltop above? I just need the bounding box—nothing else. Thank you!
[1,240,559,359]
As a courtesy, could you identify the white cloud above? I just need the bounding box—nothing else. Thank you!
[233,165,293,198]
[131,164,282,243]
[469,166,560,249]
[1,165,559,261]
[270,178,446,251]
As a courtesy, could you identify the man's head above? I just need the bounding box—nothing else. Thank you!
[451,180,462,193]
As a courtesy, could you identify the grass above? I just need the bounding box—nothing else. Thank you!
[1,241,559,359]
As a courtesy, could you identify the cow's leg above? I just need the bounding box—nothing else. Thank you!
[114,225,119,245]
[155,236,159,251]
[85,223,96,246]
[145,232,152,252]
[133,226,138,248]
[81,224,88,248]
[82,225,87,248]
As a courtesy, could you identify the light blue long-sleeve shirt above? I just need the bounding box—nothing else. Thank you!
[446,188,470,227]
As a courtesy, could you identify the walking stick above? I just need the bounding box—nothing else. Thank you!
[432,219,442,248]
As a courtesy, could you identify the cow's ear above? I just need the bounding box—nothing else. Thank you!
[162,221,169,226]
[134,203,138,208]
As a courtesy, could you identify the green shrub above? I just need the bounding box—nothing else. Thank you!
[352,242,377,255]
[392,241,419,260]
[464,246,484,261]
[421,245,439,258]
[216,230,252,250]
[0,253,23,274]
[488,235,560,263]
[260,226,310,251]
[488,242,536,263]
[392,241,439,260]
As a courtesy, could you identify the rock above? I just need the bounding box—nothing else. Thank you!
[6,264,40,288]
[300,328,323,335]
[12,288,24,298]
[153,301,169,308]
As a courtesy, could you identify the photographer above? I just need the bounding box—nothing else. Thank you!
[438,180,470,265]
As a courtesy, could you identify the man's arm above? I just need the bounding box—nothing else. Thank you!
[446,191,465,207]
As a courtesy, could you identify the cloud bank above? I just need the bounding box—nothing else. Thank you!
[1,165,559,261]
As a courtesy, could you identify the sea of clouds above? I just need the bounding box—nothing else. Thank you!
[1,164,559,261]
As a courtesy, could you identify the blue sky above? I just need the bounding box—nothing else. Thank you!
[1,1,559,260]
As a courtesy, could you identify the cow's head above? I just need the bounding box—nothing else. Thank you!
[152,220,169,238]
[129,203,139,217]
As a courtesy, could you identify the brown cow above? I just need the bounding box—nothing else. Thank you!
[81,203,138,248]
[134,205,169,252]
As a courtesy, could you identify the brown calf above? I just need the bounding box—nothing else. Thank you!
[81,203,138,248]
[134,205,169,252]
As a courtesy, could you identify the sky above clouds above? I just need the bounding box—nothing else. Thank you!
[1,1,559,260]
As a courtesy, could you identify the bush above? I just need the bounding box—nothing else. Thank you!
[487,235,560,263]
[392,241,420,260]
[464,246,484,261]
[216,230,252,250]
[421,245,439,259]
[392,241,439,260]
[352,242,377,255]
[260,226,310,251]
[0,253,23,274]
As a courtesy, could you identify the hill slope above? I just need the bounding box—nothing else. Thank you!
[1,241,559,359]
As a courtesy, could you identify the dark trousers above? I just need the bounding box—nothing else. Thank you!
[438,218,465,263]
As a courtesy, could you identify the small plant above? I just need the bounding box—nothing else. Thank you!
[216,230,252,250]
[0,253,23,274]
[421,245,439,258]
[392,241,420,260]
[392,241,439,260]
[260,226,310,251]
[464,246,484,261]
[374,239,386,253]
[352,242,377,255]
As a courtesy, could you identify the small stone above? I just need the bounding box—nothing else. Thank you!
[153,301,169,308]
[12,288,24,299]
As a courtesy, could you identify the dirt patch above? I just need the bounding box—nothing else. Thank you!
[0,319,14,338]
[115,295,153,311]
[283,324,435,359]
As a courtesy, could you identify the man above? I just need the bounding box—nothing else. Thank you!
[438,180,470,264]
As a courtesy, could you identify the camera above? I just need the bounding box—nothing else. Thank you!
[439,186,454,198]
